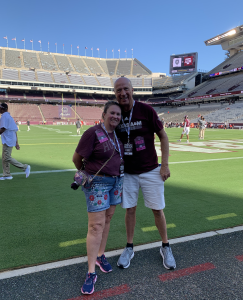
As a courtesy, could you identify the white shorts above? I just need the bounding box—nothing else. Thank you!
[121,166,165,210]
[182,127,190,135]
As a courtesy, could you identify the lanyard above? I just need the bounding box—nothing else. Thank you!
[121,101,135,143]
[102,123,123,161]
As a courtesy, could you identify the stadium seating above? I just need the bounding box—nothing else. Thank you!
[22,51,41,69]
[8,103,43,121]
[39,53,57,71]
[53,72,69,83]
[54,55,74,72]
[2,68,19,80]
[20,70,37,81]
[68,74,85,85]
[107,60,117,76]
[40,104,76,121]
[0,49,2,65]
[132,59,151,76]
[116,60,132,76]
[82,75,99,85]
[97,60,109,74]
[130,77,143,87]
[83,58,104,74]
[37,71,53,83]
[74,106,103,122]
[5,50,22,68]
[96,76,112,86]
[69,57,90,74]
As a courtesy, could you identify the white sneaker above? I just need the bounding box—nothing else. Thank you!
[25,165,31,178]
[186,140,189,144]
[0,176,13,180]
[177,140,181,142]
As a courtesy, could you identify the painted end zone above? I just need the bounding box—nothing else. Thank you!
[158,263,216,282]
[67,284,130,300]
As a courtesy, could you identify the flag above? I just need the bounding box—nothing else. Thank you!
[48,41,49,44]
[22,39,25,42]
[71,44,72,47]
[112,49,113,52]
[38,40,41,43]
[118,49,120,52]
[3,36,7,39]
[30,40,33,42]
[63,44,64,46]
[91,47,93,50]
[125,50,126,52]
[12,38,16,40]
[55,43,57,45]
[97,48,99,50]
[77,46,79,49]
[131,48,133,51]
[85,47,88,49]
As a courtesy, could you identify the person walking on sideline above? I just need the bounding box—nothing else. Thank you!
[76,118,81,135]
[0,103,30,180]
[114,77,176,271]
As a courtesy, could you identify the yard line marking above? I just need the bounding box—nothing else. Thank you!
[59,238,86,248]
[206,213,237,221]
[142,224,176,232]
[1,225,242,280]
[170,157,243,164]
[67,284,130,300]
[158,263,216,282]
[2,156,243,177]
[235,255,243,261]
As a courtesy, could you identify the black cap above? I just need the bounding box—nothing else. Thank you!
[0,103,8,110]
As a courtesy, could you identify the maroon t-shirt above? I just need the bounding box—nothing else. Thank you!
[116,101,163,174]
[75,124,124,176]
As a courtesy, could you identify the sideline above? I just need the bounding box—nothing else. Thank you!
[0,225,242,280]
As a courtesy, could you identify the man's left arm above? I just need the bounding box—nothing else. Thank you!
[156,128,170,181]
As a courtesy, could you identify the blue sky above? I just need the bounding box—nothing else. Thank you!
[1,0,243,75]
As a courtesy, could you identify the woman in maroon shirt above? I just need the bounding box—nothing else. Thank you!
[73,101,124,295]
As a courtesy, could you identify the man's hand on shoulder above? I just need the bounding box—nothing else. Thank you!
[160,164,170,181]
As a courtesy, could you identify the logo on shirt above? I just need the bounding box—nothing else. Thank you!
[117,121,142,132]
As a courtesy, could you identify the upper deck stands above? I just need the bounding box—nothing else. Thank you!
[39,53,57,71]
[22,52,40,69]
[54,55,74,72]
[116,60,131,76]
[69,57,90,74]
[0,49,2,65]
[107,60,117,76]
[53,72,69,83]
[68,74,85,85]
[5,50,22,68]
[97,60,109,74]
[96,76,112,86]
[83,58,104,74]
[153,74,192,88]
[207,51,243,75]
[132,59,151,76]
[82,75,99,85]
[37,71,53,83]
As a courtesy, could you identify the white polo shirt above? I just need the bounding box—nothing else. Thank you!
[0,112,18,147]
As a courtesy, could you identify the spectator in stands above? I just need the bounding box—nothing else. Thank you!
[224,121,227,130]
[198,116,207,140]
[72,101,124,295]
[27,120,30,131]
[178,116,190,143]
[75,118,81,135]
[16,120,20,131]
[114,77,176,271]
[0,103,30,180]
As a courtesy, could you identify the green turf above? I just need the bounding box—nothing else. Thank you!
[0,125,243,271]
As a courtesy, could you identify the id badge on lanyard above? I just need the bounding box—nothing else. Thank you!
[122,101,135,156]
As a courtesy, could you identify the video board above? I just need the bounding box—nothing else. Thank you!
[169,52,198,75]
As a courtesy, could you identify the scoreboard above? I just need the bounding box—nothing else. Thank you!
[169,52,198,75]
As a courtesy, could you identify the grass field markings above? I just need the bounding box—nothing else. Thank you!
[20,142,77,145]
[1,225,242,280]
[206,213,237,221]
[170,157,243,164]
[59,238,86,247]
[0,169,77,176]
[141,224,176,232]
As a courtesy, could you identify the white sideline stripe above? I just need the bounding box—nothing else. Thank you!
[0,225,242,280]
[2,156,243,176]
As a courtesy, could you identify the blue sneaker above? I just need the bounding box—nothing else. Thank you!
[96,254,112,273]
[81,272,97,295]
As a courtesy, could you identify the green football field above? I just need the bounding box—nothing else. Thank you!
[0,124,243,271]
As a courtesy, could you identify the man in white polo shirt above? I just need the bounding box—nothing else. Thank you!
[0,103,30,180]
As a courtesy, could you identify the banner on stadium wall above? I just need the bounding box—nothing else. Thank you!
[58,106,71,118]
[179,90,243,101]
